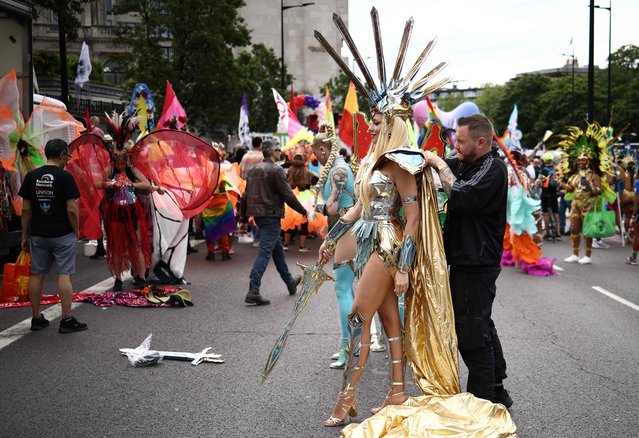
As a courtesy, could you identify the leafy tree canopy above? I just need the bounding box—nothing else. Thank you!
[321,72,368,114]
[111,0,291,136]
[29,0,85,41]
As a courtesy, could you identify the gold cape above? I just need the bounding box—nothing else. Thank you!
[343,150,517,437]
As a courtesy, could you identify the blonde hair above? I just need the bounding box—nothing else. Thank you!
[356,115,411,214]
[310,123,340,215]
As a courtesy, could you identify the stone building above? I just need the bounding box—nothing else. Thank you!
[31,0,347,97]
[239,0,347,95]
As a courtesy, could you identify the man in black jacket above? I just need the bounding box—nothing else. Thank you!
[423,114,512,408]
[240,141,308,306]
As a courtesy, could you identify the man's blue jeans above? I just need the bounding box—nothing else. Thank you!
[249,217,294,290]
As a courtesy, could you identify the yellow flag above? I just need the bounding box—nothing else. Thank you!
[325,85,335,128]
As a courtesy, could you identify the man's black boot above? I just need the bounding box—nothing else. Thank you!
[245,286,270,305]
[494,386,513,408]
[287,275,301,295]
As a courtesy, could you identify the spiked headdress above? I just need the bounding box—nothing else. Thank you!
[314,8,450,119]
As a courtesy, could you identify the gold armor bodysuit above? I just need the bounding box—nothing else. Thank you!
[567,170,598,219]
[351,149,427,276]
[352,168,403,276]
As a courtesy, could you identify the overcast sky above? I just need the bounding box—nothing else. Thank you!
[345,0,636,88]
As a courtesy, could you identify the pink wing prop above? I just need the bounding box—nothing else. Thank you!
[67,133,110,239]
[129,129,221,219]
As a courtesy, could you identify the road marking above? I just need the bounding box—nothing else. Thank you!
[0,274,126,351]
[592,286,639,313]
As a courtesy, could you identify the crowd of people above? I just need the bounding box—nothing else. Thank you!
[8,9,637,436]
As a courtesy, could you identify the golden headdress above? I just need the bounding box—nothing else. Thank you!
[557,122,617,201]
[314,8,450,119]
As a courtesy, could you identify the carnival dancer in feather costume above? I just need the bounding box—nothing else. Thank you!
[501,149,556,276]
[314,8,516,436]
[558,123,617,265]
[101,112,154,291]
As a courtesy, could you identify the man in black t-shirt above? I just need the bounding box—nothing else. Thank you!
[19,139,87,333]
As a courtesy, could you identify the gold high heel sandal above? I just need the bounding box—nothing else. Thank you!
[370,335,408,414]
[370,389,408,415]
[324,392,358,427]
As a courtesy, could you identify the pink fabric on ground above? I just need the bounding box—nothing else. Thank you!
[520,257,557,276]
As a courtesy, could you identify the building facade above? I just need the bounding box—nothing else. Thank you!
[31,0,347,97]
[238,0,347,95]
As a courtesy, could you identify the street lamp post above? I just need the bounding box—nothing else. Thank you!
[595,1,612,123]
[587,0,595,123]
[281,1,315,90]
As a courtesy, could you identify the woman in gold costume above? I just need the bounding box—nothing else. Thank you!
[320,103,437,426]
[314,7,516,436]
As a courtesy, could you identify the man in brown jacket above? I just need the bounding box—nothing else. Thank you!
[241,141,308,305]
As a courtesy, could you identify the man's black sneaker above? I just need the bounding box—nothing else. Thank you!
[30,314,50,331]
[113,279,123,292]
[494,388,513,408]
[287,275,302,295]
[59,316,88,334]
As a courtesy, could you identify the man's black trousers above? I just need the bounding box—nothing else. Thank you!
[449,266,508,401]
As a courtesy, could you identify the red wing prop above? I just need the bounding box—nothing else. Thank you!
[67,133,110,239]
[129,129,221,219]
[353,112,372,161]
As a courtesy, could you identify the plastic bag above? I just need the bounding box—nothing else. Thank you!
[122,333,162,367]
[1,250,31,303]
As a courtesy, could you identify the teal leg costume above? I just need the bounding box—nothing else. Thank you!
[331,261,355,369]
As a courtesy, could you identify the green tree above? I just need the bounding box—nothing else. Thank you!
[436,93,466,112]
[163,0,250,133]
[29,0,85,41]
[112,0,168,95]
[235,44,291,132]
[608,45,639,136]
[34,51,108,85]
[474,83,506,124]
[321,72,369,114]
[112,0,293,136]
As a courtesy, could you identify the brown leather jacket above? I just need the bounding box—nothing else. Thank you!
[241,159,307,218]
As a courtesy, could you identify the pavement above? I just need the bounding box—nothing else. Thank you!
[0,234,637,437]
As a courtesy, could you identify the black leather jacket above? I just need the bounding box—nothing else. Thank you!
[241,159,307,218]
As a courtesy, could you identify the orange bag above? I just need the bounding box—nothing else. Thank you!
[1,251,31,303]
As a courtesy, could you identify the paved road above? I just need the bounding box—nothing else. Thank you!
[0,235,637,437]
